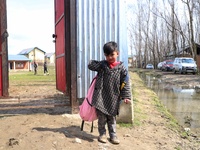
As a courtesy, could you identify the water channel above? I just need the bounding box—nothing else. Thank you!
[139,73,200,134]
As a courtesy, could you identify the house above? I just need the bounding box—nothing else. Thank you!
[8,55,31,70]
[45,52,55,64]
[165,43,200,70]
[128,55,136,68]
[18,47,46,65]
[128,55,133,67]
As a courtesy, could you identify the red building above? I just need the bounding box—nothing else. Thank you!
[8,55,30,71]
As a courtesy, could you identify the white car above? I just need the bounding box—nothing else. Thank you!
[157,62,163,70]
[146,64,154,69]
[173,57,197,74]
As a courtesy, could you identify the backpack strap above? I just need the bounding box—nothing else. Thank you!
[81,120,94,133]
[120,74,129,90]
[91,122,94,133]
[81,120,84,131]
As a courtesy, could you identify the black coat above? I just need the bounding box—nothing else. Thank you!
[88,60,131,116]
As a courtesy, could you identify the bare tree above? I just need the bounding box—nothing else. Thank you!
[169,0,177,57]
[135,0,144,68]
[150,3,158,67]
[127,0,200,68]
[193,0,200,43]
[142,0,151,68]
[182,0,196,59]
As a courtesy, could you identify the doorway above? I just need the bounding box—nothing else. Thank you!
[1,0,78,113]
[7,0,57,98]
[0,0,74,113]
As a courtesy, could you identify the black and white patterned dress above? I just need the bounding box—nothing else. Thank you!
[88,60,131,116]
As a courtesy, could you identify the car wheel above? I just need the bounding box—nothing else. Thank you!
[179,69,183,74]
[173,69,176,74]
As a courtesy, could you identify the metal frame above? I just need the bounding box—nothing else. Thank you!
[0,0,9,97]
[64,1,78,113]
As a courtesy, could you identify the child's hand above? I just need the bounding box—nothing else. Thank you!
[124,99,131,104]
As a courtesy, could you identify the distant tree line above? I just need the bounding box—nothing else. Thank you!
[128,0,200,68]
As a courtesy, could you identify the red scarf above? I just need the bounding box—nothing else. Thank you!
[109,61,120,69]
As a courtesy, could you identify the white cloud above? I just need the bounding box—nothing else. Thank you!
[7,0,55,54]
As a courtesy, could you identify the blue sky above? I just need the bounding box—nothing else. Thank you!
[7,0,55,54]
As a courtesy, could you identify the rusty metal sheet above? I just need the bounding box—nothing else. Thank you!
[0,0,9,97]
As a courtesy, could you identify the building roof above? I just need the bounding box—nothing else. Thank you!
[18,47,46,55]
[8,55,31,61]
[165,43,200,58]
[45,52,55,57]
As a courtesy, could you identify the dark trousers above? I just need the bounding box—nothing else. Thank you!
[96,109,116,138]
[44,67,48,73]
[34,68,37,75]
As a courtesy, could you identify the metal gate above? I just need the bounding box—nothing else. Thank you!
[0,0,70,111]
[54,0,66,94]
[0,0,9,97]
[54,0,78,112]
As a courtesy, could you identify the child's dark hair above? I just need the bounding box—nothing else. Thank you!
[103,41,118,55]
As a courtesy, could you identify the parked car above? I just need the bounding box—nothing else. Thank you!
[173,57,197,74]
[162,60,174,71]
[146,64,154,69]
[157,62,163,70]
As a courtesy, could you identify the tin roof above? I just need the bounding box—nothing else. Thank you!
[45,52,54,57]
[18,47,45,55]
[8,55,30,61]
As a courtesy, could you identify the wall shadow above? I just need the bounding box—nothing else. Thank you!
[0,96,71,116]
[32,126,97,143]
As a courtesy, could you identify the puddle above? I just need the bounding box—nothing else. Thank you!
[139,73,200,134]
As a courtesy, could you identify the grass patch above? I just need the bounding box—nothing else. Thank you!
[152,96,180,131]
[9,66,56,84]
[118,123,133,128]
[132,97,147,126]
[129,70,181,132]
[132,69,191,139]
[129,72,148,126]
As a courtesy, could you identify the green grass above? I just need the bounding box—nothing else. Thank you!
[130,71,181,130]
[132,69,192,139]
[152,96,180,131]
[118,123,133,128]
[9,66,56,84]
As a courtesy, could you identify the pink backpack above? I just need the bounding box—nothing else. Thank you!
[79,76,98,132]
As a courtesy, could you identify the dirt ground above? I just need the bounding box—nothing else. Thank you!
[0,70,200,150]
[151,69,200,88]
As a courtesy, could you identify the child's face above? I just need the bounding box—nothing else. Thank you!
[104,51,119,63]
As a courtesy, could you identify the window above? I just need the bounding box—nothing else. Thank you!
[16,63,24,68]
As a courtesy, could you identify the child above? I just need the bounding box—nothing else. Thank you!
[33,61,38,75]
[88,41,131,144]
[43,61,49,75]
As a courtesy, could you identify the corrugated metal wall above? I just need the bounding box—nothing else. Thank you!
[77,0,128,98]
